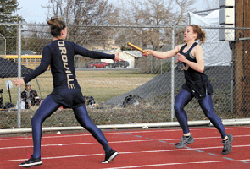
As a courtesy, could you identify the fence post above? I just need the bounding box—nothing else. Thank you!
[170,25,175,122]
[17,22,21,128]
[187,11,191,25]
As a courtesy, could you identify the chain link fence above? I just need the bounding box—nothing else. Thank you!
[0,23,249,129]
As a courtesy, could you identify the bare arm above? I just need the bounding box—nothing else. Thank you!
[177,45,204,73]
[143,45,181,59]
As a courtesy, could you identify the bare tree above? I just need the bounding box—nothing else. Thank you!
[46,0,119,49]
[201,0,219,9]
[115,0,197,50]
[22,25,52,54]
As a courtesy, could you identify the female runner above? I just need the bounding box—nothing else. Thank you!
[14,18,121,167]
[142,25,233,155]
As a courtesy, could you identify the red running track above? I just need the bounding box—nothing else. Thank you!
[0,126,250,169]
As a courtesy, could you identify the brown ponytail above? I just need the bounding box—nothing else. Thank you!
[190,25,206,45]
[47,17,66,37]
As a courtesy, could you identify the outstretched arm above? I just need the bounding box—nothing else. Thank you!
[74,43,115,59]
[14,79,25,88]
[142,45,181,59]
[74,43,124,62]
[113,51,124,62]
[14,46,51,87]
[177,46,204,73]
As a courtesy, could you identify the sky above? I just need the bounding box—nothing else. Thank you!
[17,0,216,24]
[17,0,49,23]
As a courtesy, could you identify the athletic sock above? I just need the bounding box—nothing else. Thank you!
[223,135,229,141]
[184,133,191,137]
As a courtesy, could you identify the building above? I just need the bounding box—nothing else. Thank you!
[101,51,142,68]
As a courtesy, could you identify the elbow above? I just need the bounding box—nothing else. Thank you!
[196,64,204,73]
[40,65,49,72]
[41,67,47,72]
[199,67,204,73]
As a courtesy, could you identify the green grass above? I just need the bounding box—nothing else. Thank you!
[1,88,241,129]
[1,70,247,129]
[0,70,157,105]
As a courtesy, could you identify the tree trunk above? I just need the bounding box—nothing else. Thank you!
[233,0,250,116]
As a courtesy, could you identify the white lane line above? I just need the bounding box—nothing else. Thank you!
[0,143,71,150]
[16,133,92,140]
[0,139,12,140]
[8,129,198,140]
[9,150,222,162]
[0,140,153,150]
[6,150,178,162]
[184,144,250,151]
[146,160,222,166]
[75,140,151,145]
[9,154,104,162]
[8,144,250,162]
[102,166,139,169]
[194,134,250,139]
[15,133,250,141]
[107,129,183,135]
[0,145,33,150]
[2,128,249,141]
[242,127,250,129]
[8,145,250,161]
[231,134,250,137]
[101,161,223,169]
[238,159,250,162]
[110,140,151,143]
[160,134,250,141]
[108,128,205,135]
[1,130,174,140]
[112,144,250,153]
[1,135,250,150]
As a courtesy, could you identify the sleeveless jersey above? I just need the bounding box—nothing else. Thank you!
[179,42,213,100]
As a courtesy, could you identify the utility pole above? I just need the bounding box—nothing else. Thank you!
[16,14,19,56]
[42,5,52,20]
[233,0,250,116]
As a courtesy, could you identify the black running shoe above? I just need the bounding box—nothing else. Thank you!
[222,134,233,155]
[175,134,195,149]
[102,150,119,163]
[19,155,42,167]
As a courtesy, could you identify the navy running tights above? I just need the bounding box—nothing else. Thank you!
[31,95,111,159]
[174,89,226,139]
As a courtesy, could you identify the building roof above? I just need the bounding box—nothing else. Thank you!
[123,51,142,58]
[9,51,36,55]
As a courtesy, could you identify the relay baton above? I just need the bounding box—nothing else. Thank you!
[127,42,150,55]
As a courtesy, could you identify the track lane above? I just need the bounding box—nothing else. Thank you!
[1,127,250,169]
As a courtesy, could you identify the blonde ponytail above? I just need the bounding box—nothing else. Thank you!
[190,25,206,45]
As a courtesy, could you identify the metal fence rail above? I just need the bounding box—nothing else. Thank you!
[0,23,250,132]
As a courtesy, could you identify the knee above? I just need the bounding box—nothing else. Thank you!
[31,115,42,126]
[174,103,183,114]
[79,117,93,129]
[31,116,35,123]
[203,108,214,119]
[207,112,220,121]
[174,106,183,119]
[83,120,94,129]
[31,116,37,126]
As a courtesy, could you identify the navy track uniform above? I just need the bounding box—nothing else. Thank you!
[174,42,226,139]
[23,40,115,159]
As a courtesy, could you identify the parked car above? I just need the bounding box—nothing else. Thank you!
[109,61,130,68]
[86,62,109,68]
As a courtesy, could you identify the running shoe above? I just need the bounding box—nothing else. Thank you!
[175,134,195,149]
[102,150,119,163]
[222,134,233,155]
[19,155,42,167]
